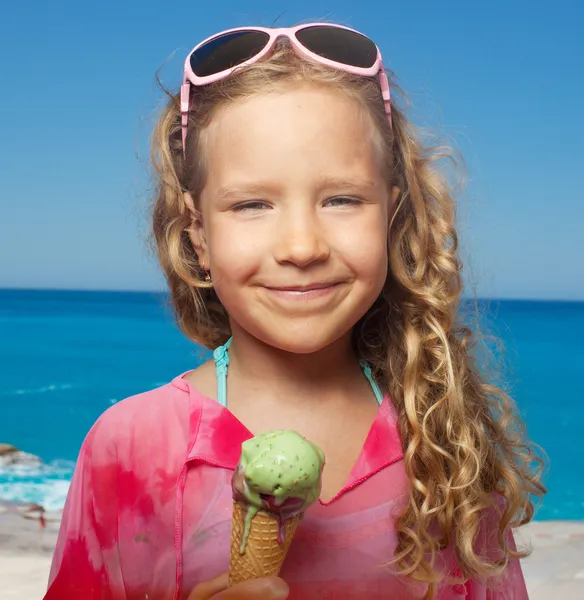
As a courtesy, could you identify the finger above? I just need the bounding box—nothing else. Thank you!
[214,576,289,599]
[187,572,229,600]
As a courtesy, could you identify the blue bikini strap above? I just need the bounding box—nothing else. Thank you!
[212,337,232,408]
[212,337,384,408]
[358,359,385,405]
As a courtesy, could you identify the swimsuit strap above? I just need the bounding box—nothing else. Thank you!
[212,336,384,408]
[212,337,232,408]
[358,358,385,405]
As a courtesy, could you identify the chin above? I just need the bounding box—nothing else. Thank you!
[273,336,336,355]
[245,319,352,356]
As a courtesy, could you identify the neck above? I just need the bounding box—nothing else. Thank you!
[225,323,365,408]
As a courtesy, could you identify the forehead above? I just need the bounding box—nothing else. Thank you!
[200,85,385,195]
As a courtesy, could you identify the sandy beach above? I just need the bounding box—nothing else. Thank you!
[0,501,58,600]
[1,501,583,599]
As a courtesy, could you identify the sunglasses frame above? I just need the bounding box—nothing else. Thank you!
[180,23,392,156]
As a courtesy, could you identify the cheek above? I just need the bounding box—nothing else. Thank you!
[206,220,264,282]
[338,214,388,280]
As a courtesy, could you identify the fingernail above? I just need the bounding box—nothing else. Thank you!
[266,578,289,599]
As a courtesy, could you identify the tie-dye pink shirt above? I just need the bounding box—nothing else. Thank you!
[44,373,528,600]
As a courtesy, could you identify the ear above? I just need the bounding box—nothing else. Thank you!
[388,185,401,221]
[390,185,400,206]
[184,192,210,269]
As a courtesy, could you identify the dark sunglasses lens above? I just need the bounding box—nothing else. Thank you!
[295,26,377,69]
[190,30,270,77]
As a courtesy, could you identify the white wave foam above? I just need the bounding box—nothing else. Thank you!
[0,460,74,510]
[0,383,74,396]
[0,478,71,511]
[0,459,75,479]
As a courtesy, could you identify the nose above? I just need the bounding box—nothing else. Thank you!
[273,208,330,268]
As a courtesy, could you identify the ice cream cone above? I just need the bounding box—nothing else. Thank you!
[228,430,325,585]
[228,500,302,585]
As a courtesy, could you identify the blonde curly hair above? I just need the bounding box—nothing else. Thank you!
[149,42,545,596]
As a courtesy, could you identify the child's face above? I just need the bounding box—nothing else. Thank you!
[189,84,397,353]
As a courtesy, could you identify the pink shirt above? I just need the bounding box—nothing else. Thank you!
[44,374,528,600]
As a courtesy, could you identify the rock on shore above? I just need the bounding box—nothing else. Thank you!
[0,443,42,467]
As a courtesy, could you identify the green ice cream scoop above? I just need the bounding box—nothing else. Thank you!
[231,430,325,552]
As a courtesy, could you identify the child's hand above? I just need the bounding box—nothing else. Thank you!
[187,572,289,599]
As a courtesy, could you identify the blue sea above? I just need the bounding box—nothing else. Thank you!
[0,289,582,520]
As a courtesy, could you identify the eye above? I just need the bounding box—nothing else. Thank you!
[232,200,271,212]
[325,196,363,207]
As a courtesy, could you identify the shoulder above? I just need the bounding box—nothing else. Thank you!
[181,359,217,400]
[82,375,194,461]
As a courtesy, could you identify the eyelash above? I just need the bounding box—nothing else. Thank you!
[232,197,363,212]
[232,201,268,212]
[326,196,362,207]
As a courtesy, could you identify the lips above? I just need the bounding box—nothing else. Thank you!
[266,282,341,292]
[261,281,345,303]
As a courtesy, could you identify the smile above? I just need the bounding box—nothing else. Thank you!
[263,282,343,301]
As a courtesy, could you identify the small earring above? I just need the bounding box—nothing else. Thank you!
[204,271,212,283]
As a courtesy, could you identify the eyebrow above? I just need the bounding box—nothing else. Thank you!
[215,176,379,201]
[214,183,279,202]
[315,176,380,192]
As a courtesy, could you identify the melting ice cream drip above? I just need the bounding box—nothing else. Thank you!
[231,430,325,554]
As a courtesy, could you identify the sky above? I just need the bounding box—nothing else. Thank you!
[0,0,582,300]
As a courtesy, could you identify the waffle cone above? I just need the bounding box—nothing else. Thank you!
[228,500,301,586]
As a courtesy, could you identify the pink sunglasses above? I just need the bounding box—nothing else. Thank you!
[180,23,392,156]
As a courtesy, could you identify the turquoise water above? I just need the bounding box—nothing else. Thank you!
[0,289,582,519]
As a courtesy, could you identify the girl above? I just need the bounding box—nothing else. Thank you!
[44,23,545,600]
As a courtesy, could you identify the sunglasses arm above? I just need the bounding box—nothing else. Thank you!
[377,69,392,129]
[180,82,191,158]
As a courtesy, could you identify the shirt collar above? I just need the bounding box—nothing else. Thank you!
[173,373,404,500]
